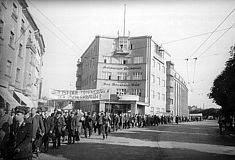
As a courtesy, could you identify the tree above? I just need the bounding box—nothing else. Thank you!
[209,45,235,114]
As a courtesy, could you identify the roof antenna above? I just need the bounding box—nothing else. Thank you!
[123,4,126,37]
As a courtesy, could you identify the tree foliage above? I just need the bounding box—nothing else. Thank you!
[209,45,235,114]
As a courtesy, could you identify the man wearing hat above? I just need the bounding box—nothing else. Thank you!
[53,110,65,149]
[7,106,33,160]
[0,103,12,158]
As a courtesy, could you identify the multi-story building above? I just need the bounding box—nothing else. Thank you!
[0,0,45,110]
[76,35,167,115]
[166,61,189,116]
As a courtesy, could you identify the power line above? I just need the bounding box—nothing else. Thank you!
[27,0,83,52]
[197,22,235,59]
[31,13,80,56]
[162,26,235,45]
[188,9,235,59]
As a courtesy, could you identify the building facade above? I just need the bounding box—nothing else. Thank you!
[76,35,167,115]
[0,0,45,109]
[166,61,189,116]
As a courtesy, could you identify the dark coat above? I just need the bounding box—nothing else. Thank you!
[43,116,54,135]
[32,115,45,139]
[54,116,66,135]
[8,121,33,159]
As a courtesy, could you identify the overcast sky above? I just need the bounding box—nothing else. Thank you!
[28,0,235,109]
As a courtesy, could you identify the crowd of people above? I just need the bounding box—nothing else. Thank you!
[0,104,190,160]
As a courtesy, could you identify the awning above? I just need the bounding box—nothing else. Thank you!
[63,103,73,110]
[14,91,35,108]
[0,87,20,108]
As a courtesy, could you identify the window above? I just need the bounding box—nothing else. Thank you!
[21,19,25,33]
[102,72,111,80]
[151,74,155,83]
[118,37,128,51]
[151,90,155,98]
[157,77,160,85]
[16,68,20,82]
[133,56,143,64]
[162,66,165,73]
[157,92,160,100]
[152,59,155,67]
[119,57,130,64]
[157,62,161,71]
[162,79,165,87]
[116,89,127,95]
[28,73,31,81]
[6,60,12,76]
[103,56,111,63]
[12,2,18,20]
[130,44,133,50]
[117,72,127,80]
[18,43,23,57]
[1,0,7,8]
[0,19,3,37]
[161,94,165,101]
[133,72,142,80]
[28,30,32,41]
[30,52,34,65]
[9,31,15,47]
[131,89,141,96]
[170,99,173,104]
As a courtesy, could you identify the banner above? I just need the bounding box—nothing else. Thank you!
[48,88,110,101]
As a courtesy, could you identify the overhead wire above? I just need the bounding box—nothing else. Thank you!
[197,22,235,59]
[31,14,80,56]
[188,9,235,59]
[162,26,235,45]
[27,0,83,52]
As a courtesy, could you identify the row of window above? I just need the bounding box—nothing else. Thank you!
[152,58,165,73]
[103,56,144,64]
[116,88,142,96]
[151,74,165,87]
[102,72,143,80]
[5,60,32,83]
[151,90,166,101]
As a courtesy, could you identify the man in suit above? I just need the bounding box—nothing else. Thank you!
[42,111,54,152]
[53,111,65,148]
[8,106,33,160]
[31,108,45,156]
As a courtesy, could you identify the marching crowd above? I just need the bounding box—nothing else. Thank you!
[0,104,186,160]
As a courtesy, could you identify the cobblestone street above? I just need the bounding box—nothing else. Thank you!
[38,120,235,160]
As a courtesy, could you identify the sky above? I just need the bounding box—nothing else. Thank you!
[27,0,235,109]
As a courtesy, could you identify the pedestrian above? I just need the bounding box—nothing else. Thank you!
[7,106,33,160]
[101,112,111,140]
[68,111,76,144]
[42,111,54,152]
[176,115,179,124]
[84,112,92,138]
[53,110,65,149]
[31,108,45,156]
[0,103,13,159]
[91,112,97,133]
[75,110,83,141]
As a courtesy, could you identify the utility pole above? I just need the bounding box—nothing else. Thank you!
[123,4,126,37]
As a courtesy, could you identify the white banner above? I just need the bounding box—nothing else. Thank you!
[48,88,110,101]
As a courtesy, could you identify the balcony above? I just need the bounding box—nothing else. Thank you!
[114,48,129,55]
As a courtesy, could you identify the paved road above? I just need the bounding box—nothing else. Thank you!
[38,120,235,160]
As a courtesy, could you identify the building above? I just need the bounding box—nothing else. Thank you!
[76,35,168,115]
[166,61,189,116]
[0,0,45,110]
